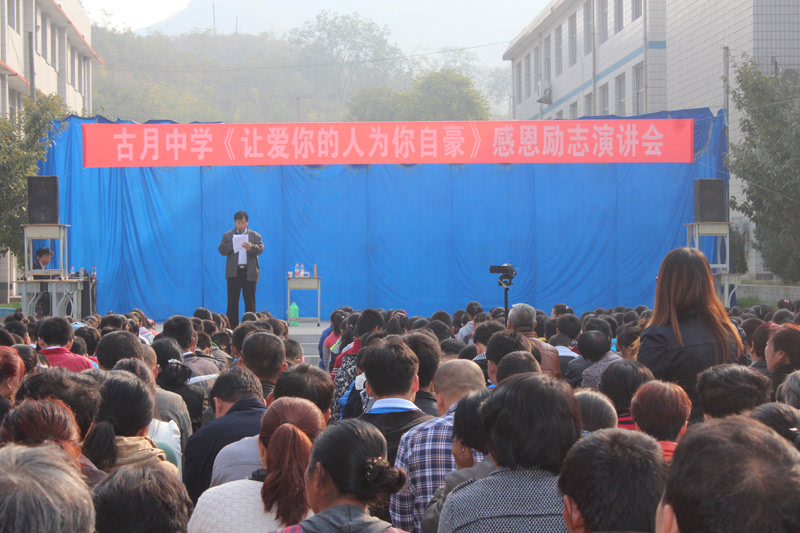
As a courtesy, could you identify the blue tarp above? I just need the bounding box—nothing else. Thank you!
[40,108,728,321]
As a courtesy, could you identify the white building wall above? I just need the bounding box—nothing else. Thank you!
[506,0,668,121]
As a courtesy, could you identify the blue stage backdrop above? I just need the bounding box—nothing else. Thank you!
[39,108,728,322]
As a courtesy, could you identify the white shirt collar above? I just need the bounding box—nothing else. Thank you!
[370,398,420,411]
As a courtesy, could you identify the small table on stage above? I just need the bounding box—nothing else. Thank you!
[286,276,322,326]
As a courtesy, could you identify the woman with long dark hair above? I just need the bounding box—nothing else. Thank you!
[638,248,743,422]
[190,397,326,532]
[153,337,207,432]
[81,372,178,477]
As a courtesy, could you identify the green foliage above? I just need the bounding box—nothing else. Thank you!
[347,69,490,121]
[91,11,503,123]
[727,56,800,281]
[729,225,749,275]
[0,92,69,261]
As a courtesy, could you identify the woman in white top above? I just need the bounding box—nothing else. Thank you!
[189,397,326,533]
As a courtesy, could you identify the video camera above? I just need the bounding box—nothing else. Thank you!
[489,263,517,280]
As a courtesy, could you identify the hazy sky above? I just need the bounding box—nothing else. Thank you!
[82,0,552,67]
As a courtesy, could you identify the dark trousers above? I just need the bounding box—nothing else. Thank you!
[227,267,256,329]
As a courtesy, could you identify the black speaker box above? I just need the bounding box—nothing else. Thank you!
[27,176,59,224]
[693,179,726,223]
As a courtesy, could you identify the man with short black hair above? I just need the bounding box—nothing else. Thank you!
[391,359,487,532]
[656,416,800,533]
[485,330,532,385]
[507,303,561,379]
[184,366,266,503]
[240,331,287,398]
[403,331,442,416]
[471,321,505,381]
[560,428,667,533]
[37,317,93,372]
[456,301,483,342]
[218,211,264,329]
[163,315,218,378]
[496,351,541,383]
[557,314,582,351]
[696,364,771,419]
[359,337,434,465]
[209,363,334,487]
[551,303,568,318]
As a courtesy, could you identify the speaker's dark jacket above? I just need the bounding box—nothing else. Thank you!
[218,229,263,282]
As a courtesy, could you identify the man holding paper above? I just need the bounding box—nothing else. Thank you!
[218,211,264,328]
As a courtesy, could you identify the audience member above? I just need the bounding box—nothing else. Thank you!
[82,372,178,477]
[776,370,800,408]
[439,375,580,533]
[507,303,561,378]
[94,465,193,533]
[657,416,800,533]
[748,321,774,375]
[391,360,486,532]
[95,330,145,370]
[402,331,441,416]
[456,301,483,341]
[574,389,618,433]
[577,330,620,389]
[750,402,800,450]
[559,429,667,533]
[616,323,642,360]
[210,363,334,487]
[37,317,93,372]
[163,316,218,378]
[630,380,691,462]
[485,330,531,386]
[598,360,654,429]
[0,347,23,420]
[0,444,95,533]
[184,367,266,503]
[283,337,304,366]
[495,350,541,382]
[765,323,800,391]
[191,398,325,532]
[638,248,743,422]
[331,309,383,420]
[152,337,208,433]
[440,338,466,363]
[696,364,771,418]
[240,332,287,398]
[422,388,494,533]
[268,419,407,533]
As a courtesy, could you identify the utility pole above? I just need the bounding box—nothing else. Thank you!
[212,3,216,36]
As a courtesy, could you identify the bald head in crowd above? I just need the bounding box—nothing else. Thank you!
[432,359,487,416]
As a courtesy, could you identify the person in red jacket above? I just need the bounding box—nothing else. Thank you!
[37,317,93,373]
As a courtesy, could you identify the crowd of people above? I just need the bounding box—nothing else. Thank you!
[1,246,800,533]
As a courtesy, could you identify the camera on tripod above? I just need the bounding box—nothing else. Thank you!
[490,263,517,284]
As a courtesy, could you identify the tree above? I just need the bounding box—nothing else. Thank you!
[347,69,490,122]
[0,92,69,261]
[727,56,800,281]
[288,11,409,112]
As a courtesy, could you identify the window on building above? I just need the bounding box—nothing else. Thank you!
[544,36,551,82]
[569,102,578,119]
[70,46,76,87]
[615,73,626,116]
[555,26,563,77]
[515,61,522,104]
[615,0,624,34]
[568,13,577,67]
[7,0,17,33]
[524,53,532,99]
[41,15,48,62]
[632,0,642,20]
[533,45,540,93]
[585,93,593,115]
[599,84,609,115]
[51,23,58,67]
[555,110,564,119]
[598,0,608,44]
[583,1,593,55]
[633,62,644,114]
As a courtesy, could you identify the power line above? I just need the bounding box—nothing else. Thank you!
[101,40,511,73]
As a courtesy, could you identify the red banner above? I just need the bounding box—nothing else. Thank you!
[82,119,694,168]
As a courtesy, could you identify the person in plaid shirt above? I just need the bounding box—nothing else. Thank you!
[390,360,487,532]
